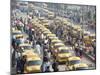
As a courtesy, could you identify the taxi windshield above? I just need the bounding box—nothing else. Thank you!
[21,46,32,50]
[59,50,69,53]
[27,60,42,66]
[13,32,22,35]
[69,60,80,65]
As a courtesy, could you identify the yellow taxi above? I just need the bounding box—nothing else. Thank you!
[41,28,49,32]
[46,33,56,38]
[23,51,42,73]
[41,19,49,24]
[48,36,58,40]
[42,23,49,28]
[12,30,22,35]
[55,46,72,63]
[43,30,52,35]
[67,56,81,70]
[89,33,96,41]
[57,52,72,63]
[51,43,65,55]
[19,43,33,52]
[50,39,63,54]
[15,33,28,39]
[36,25,45,30]
[72,25,82,31]
[83,36,92,46]
[73,63,88,70]
[50,39,62,47]
[77,28,82,32]
[24,56,42,73]
[63,20,68,25]
[39,17,45,21]
[47,12,55,19]
[58,46,72,52]
[15,34,23,38]
[12,30,22,38]
[22,50,35,57]
[41,28,50,32]
[54,43,65,48]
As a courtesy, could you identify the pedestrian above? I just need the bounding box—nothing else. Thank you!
[45,66,50,72]
[12,49,16,67]
[35,42,41,55]
[79,47,83,58]
[20,17,23,23]
[43,53,48,62]
[16,57,21,73]
[75,46,79,56]
[43,43,48,50]
[47,50,51,60]
[43,55,48,72]
[52,61,59,72]
[12,38,16,50]
[20,55,27,74]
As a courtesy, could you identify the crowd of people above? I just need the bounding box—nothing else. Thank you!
[11,9,61,73]
[11,2,96,74]
[49,18,96,60]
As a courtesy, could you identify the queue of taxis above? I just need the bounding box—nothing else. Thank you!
[59,18,96,51]
[11,2,96,74]
[12,12,91,73]
[38,17,49,28]
[31,19,89,71]
[12,23,43,73]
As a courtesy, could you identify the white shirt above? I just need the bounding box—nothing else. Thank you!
[36,44,41,55]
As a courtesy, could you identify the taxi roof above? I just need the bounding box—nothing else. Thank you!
[22,50,35,55]
[42,20,49,23]
[68,56,81,61]
[43,23,49,25]
[51,39,62,43]
[43,31,51,34]
[15,34,23,38]
[72,25,81,29]
[12,30,21,33]
[22,50,39,59]
[54,43,65,46]
[27,56,41,61]
[39,17,45,20]
[58,52,72,57]
[47,33,56,37]
[58,46,70,50]
[41,27,49,30]
[48,36,58,39]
